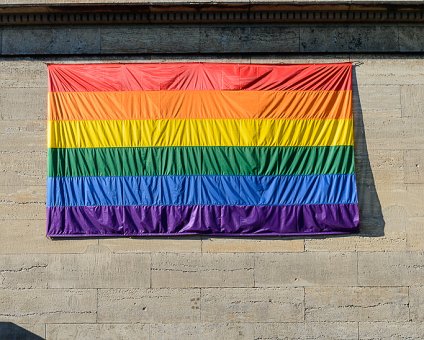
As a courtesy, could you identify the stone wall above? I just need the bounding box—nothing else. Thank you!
[0,4,424,338]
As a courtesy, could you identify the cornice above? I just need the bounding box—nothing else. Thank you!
[0,4,424,25]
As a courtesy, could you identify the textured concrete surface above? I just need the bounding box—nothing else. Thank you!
[1,24,424,55]
[0,21,423,339]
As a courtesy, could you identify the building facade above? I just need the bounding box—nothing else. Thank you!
[0,1,424,338]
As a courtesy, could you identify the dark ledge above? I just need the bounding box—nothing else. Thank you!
[1,4,424,25]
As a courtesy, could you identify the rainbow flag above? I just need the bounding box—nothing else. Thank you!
[47,62,359,237]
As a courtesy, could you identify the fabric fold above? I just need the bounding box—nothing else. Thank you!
[47,62,359,237]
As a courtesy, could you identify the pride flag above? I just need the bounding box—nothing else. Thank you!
[47,62,359,237]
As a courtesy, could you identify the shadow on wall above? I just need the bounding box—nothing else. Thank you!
[352,65,385,237]
[46,58,385,239]
[0,323,44,340]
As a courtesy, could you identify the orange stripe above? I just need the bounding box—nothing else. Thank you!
[49,90,352,121]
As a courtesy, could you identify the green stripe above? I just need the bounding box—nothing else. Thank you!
[48,146,354,177]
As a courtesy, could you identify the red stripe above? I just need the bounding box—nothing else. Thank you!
[48,62,352,92]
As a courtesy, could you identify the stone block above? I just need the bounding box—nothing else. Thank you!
[354,57,424,85]
[0,220,97,254]
[0,289,96,323]
[354,84,402,117]
[359,251,424,286]
[0,120,45,152]
[0,151,46,186]
[405,150,424,184]
[0,61,46,88]
[305,236,357,252]
[250,55,347,64]
[357,117,424,150]
[202,237,304,253]
[0,254,48,289]
[0,186,45,220]
[201,288,304,322]
[305,287,409,321]
[100,26,200,54]
[406,217,424,251]
[151,323,254,340]
[99,237,202,253]
[2,27,100,55]
[0,323,45,339]
[405,185,424,217]
[255,252,357,287]
[47,250,151,288]
[355,149,404,187]
[46,324,150,340]
[300,25,399,53]
[355,233,407,252]
[200,26,299,53]
[410,286,424,321]
[305,233,407,252]
[401,85,424,118]
[97,288,200,323]
[151,253,254,288]
[253,322,358,340]
[0,87,47,121]
[399,26,424,52]
[359,322,424,339]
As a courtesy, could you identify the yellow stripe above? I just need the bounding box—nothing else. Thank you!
[48,119,354,148]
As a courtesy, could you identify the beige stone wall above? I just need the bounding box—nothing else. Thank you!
[0,53,424,338]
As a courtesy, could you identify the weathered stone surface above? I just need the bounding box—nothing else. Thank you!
[46,323,150,340]
[405,185,424,217]
[410,286,424,321]
[151,253,254,288]
[101,26,200,54]
[407,217,424,250]
[250,55,347,65]
[151,323,254,340]
[0,88,47,121]
[202,237,304,253]
[305,287,409,321]
[99,237,202,253]
[401,84,424,118]
[253,322,358,340]
[405,150,424,184]
[355,84,402,117]
[356,117,424,150]
[305,233,407,252]
[354,57,424,85]
[0,62,46,88]
[0,152,46,186]
[0,46,423,337]
[48,249,151,288]
[3,27,100,55]
[0,289,96,323]
[0,186,45,220]
[97,288,200,323]
[201,288,304,322]
[255,252,357,286]
[355,149,404,187]
[200,26,299,53]
[359,322,424,339]
[399,26,424,52]
[0,255,47,288]
[0,120,45,152]
[359,252,424,286]
[300,25,398,52]
[0,220,97,254]
[0,323,45,339]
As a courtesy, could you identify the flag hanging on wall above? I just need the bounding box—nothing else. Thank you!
[47,62,359,237]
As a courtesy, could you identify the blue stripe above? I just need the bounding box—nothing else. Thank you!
[47,175,358,207]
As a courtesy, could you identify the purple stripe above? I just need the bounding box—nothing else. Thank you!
[47,204,359,237]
